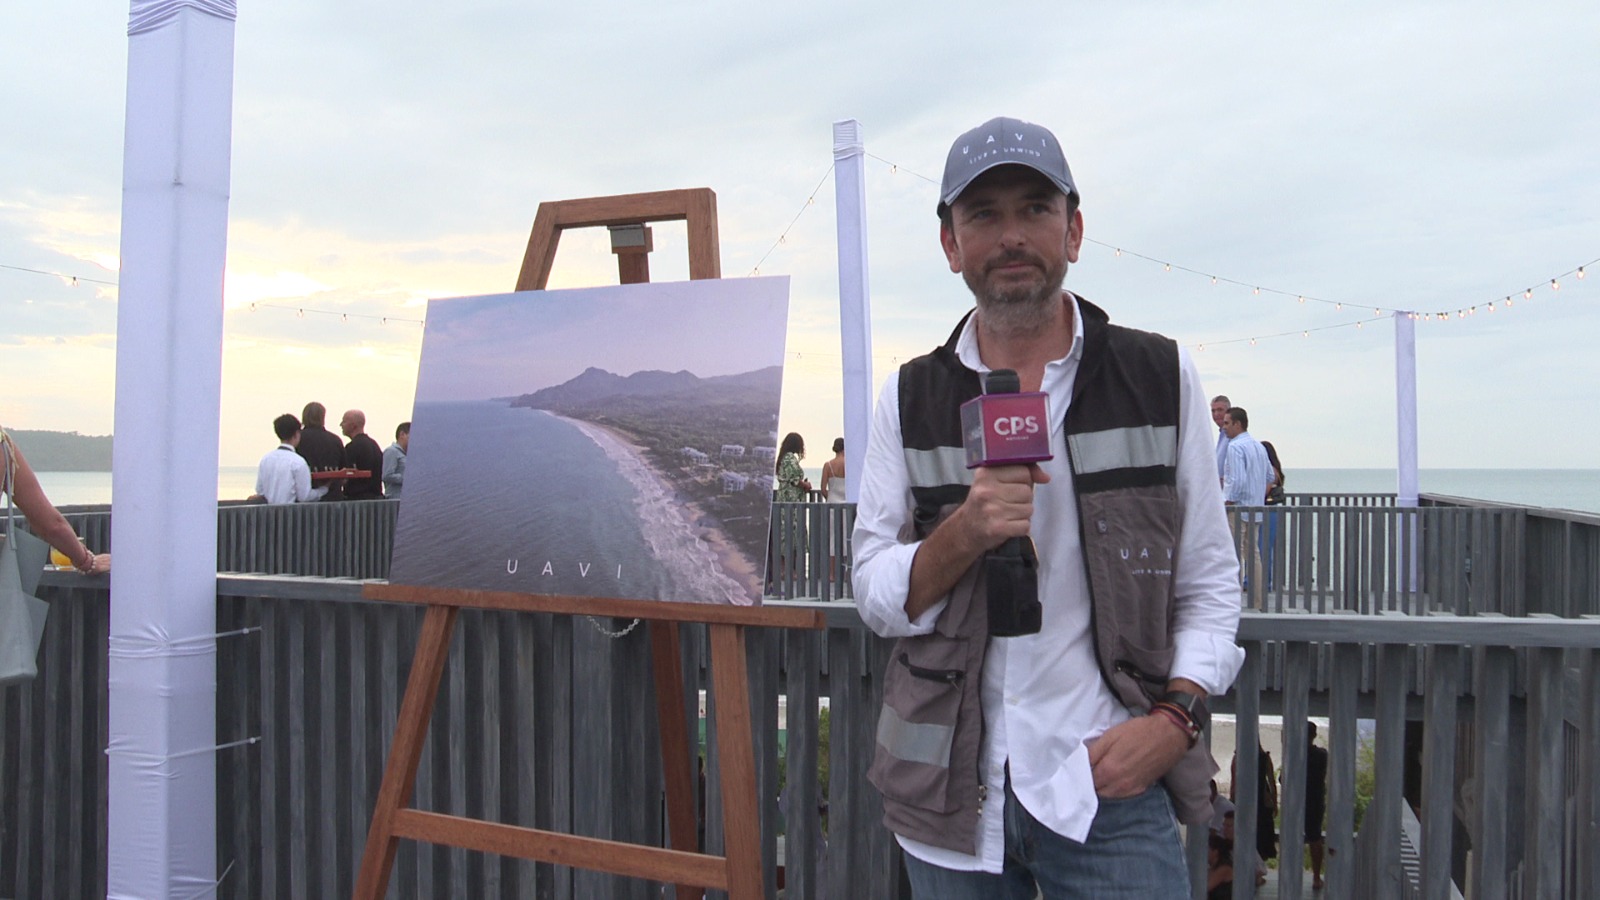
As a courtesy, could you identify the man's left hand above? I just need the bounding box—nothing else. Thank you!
[1087,714,1190,798]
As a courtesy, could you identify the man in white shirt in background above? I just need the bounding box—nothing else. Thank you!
[251,414,320,505]
[852,116,1244,899]
[1221,407,1270,509]
[1211,394,1232,482]
[1221,406,1272,598]
[382,421,409,499]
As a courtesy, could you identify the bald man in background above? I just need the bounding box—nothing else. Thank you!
[339,409,385,501]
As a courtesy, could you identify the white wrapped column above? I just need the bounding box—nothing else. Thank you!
[832,120,874,501]
[1394,311,1419,507]
[108,1,237,896]
[1394,311,1419,591]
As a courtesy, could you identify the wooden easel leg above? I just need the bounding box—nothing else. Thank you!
[353,604,460,900]
[651,621,704,900]
[708,623,763,900]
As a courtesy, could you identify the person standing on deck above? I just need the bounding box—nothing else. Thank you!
[250,413,320,505]
[296,402,347,501]
[382,421,409,499]
[852,116,1244,898]
[339,409,385,501]
[1211,395,1232,484]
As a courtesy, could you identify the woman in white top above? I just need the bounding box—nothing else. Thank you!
[1,426,111,574]
[818,437,847,503]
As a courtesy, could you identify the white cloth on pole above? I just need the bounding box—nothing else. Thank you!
[109,3,235,896]
[833,119,874,504]
[129,0,236,34]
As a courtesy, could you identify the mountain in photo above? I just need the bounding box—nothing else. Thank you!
[508,366,782,414]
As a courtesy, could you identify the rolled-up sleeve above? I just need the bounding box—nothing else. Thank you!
[852,376,949,637]
[1169,349,1246,696]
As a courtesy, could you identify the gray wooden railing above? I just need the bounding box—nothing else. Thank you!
[6,495,1600,898]
[6,578,1599,899]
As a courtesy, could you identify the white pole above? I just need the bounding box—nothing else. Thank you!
[832,119,874,502]
[1394,311,1419,506]
[1394,311,1420,592]
[108,2,236,896]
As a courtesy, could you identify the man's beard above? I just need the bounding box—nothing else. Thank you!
[964,250,1067,337]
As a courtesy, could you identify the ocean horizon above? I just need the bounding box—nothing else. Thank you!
[28,466,1600,517]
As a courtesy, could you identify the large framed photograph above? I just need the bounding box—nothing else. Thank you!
[389,277,791,605]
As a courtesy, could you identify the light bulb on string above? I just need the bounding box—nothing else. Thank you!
[1163,263,1171,272]
[1253,287,1260,295]
[1551,279,1560,291]
[1488,303,1495,312]
[1115,248,1122,257]
[1302,330,1308,338]
[1211,276,1217,285]
[341,314,348,323]
[297,309,305,318]
[1579,267,1586,279]
[1524,289,1533,300]
[1297,296,1304,303]
[1250,338,1257,346]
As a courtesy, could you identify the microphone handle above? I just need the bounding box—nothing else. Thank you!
[986,535,1042,637]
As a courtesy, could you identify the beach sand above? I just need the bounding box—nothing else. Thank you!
[565,417,764,604]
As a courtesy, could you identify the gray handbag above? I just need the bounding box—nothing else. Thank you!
[1,435,51,686]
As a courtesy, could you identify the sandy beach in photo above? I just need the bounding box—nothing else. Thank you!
[565,416,763,604]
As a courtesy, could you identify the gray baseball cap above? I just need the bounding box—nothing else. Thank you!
[937,116,1077,218]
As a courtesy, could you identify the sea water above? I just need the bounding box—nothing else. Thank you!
[31,465,1600,517]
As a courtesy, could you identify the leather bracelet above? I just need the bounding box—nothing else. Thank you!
[1149,705,1198,747]
[1154,701,1202,743]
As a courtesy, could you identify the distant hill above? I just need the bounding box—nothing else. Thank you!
[508,366,783,412]
[4,430,114,471]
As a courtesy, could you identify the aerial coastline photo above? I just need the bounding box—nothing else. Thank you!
[388,278,790,605]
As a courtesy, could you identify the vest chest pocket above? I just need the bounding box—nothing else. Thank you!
[867,647,970,814]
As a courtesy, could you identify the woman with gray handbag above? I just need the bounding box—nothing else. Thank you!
[2,426,110,685]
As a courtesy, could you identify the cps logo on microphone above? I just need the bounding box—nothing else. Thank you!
[992,415,1041,437]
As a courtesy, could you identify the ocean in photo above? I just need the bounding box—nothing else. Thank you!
[388,400,756,604]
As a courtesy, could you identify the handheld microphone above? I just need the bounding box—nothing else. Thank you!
[959,369,1051,637]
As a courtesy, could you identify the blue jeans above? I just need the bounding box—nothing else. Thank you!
[902,779,1190,899]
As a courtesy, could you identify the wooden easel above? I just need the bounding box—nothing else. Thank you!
[354,189,821,900]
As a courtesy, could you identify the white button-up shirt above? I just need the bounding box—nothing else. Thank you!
[1222,431,1271,508]
[255,444,317,504]
[853,297,1245,872]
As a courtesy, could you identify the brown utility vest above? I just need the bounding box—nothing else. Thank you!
[867,297,1221,855]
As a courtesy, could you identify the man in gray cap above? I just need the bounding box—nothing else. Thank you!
[852,117,1244,897]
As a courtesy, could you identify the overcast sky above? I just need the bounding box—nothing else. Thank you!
[3,2,1597,469]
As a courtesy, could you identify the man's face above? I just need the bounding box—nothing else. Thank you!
[940,166,1081,316]
[398,431,410,452]
[339,413,358,438]
[1211,399,1228,428]
[1222,414,1243,439]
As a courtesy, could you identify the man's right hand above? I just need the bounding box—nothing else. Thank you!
[952,463,1051,555]
[903,462,1050,620]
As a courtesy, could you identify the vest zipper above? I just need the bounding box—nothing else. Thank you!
[897,653,964,684]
